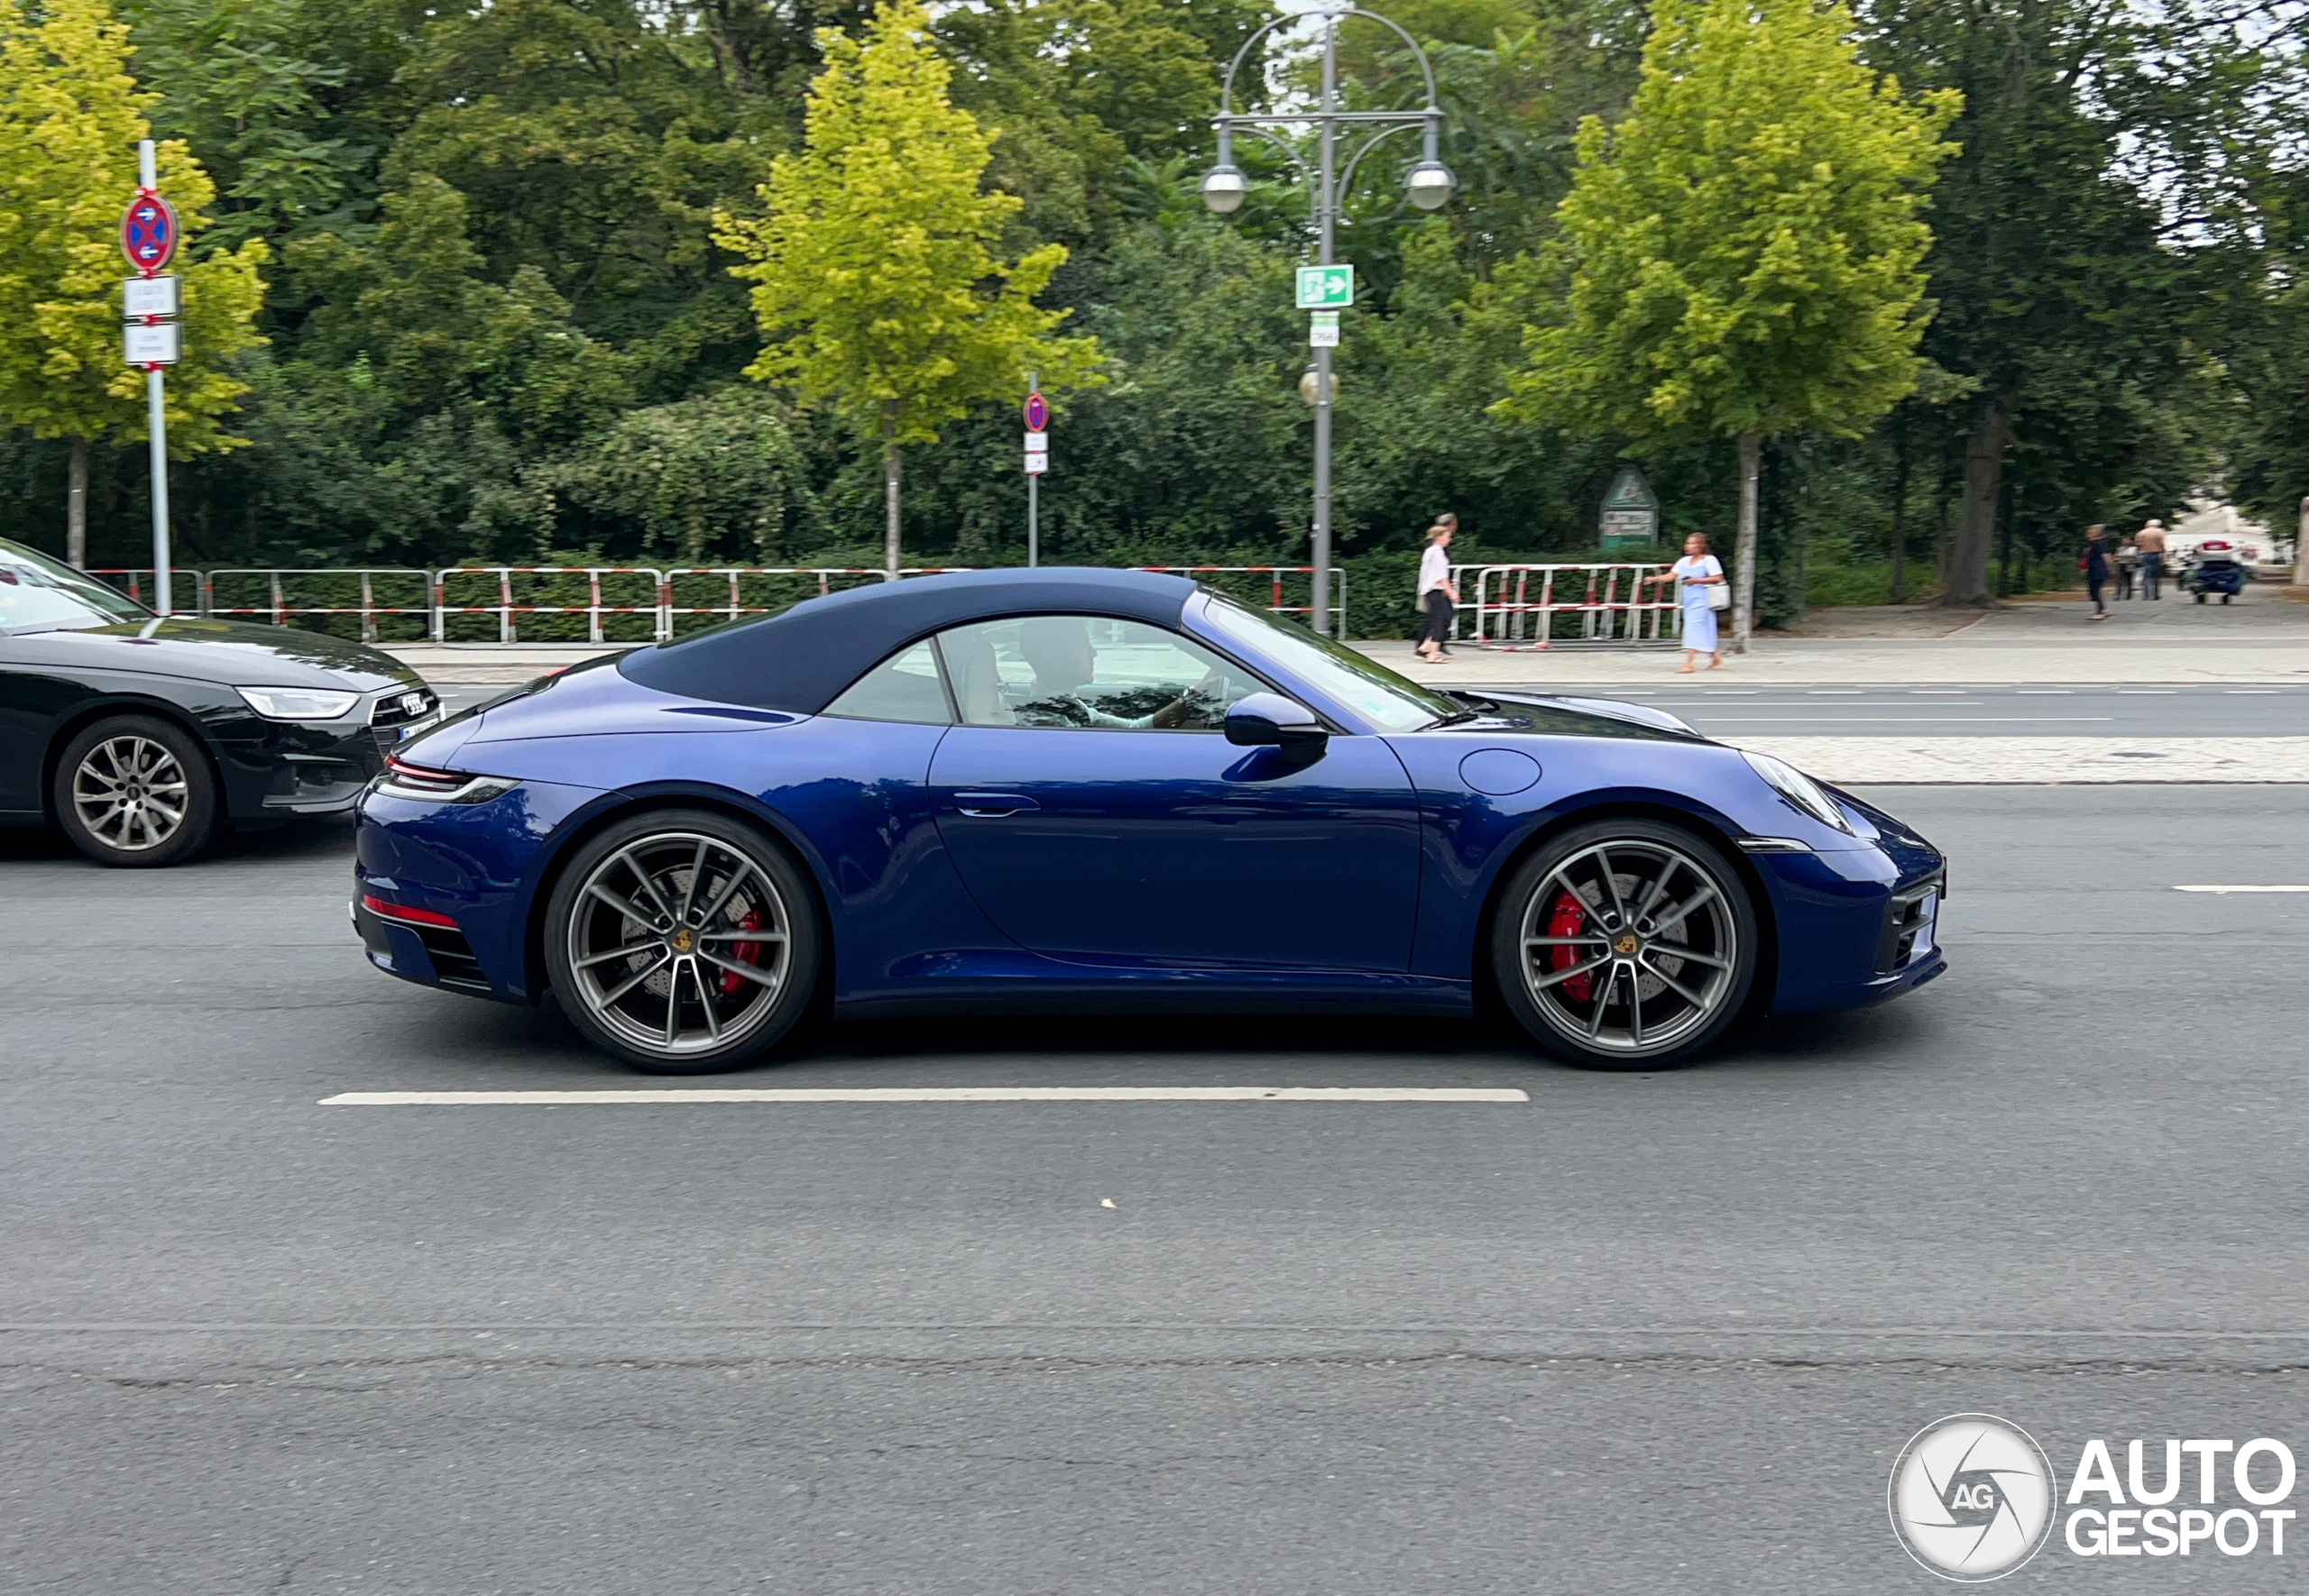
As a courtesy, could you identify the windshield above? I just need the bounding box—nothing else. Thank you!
[0,539,150,633]
[1199,592,1458,733]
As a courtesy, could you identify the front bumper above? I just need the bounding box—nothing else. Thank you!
[214,687,441,822]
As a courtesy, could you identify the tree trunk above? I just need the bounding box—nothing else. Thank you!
[67,437,88,568]
[1732,429,1761,654]
[882,405,901,579]
[1888,428,1909,605]
[1940,403,2010,607]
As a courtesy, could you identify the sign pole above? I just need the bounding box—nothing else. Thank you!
[1311,16,1337,637]
[1026,371,1039,568]
[137,139,172,618]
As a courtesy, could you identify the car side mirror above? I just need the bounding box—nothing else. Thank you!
[1225,693,1328,748]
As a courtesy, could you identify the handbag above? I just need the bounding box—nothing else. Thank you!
[1706,581,1732,612]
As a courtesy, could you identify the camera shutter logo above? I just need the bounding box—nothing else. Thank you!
[1888,1414,2056,1582]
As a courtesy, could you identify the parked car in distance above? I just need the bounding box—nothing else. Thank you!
[356,568,1947,1074]
[0,537,439,867]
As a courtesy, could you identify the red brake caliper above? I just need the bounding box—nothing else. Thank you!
[718,909,763,995]
[1547,890,1593,1002]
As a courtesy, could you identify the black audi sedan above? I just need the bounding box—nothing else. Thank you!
[0,537,439,867]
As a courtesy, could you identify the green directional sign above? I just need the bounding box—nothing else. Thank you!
[1294,264,1354,310]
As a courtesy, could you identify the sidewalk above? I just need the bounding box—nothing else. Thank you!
[1366,591,2309,686]
[382,590,2309,689]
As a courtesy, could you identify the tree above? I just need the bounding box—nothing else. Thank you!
[714,0,1098,572]
[1857,0,2250,603]
[1500,0,1955,647]
[0,0,267,564]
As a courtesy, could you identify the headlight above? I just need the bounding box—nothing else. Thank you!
[1742,750,1855,834]
[237,686,361,720]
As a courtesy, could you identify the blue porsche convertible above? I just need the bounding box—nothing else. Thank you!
[354,568,1944,1072]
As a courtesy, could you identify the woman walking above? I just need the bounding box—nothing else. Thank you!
[1413,515,1458,663]
[1642,533,1726,673]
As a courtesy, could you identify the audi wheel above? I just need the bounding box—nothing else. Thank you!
[543,809,821,1074]
[52,715,218,868]
[1492,819,1758,1069]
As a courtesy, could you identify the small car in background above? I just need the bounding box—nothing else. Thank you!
[0,537,438,867]
[2179,540,2249,604]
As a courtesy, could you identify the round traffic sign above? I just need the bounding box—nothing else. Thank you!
[1023,391,1049,432]
[120,191,179,274]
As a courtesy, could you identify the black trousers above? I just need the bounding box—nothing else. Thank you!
[2088,573,2106,614]
[1417,590,1455,649]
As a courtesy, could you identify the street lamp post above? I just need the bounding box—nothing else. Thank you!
[1203,7,1453,637]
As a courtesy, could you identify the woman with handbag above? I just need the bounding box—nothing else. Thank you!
[1642,532,1727,673]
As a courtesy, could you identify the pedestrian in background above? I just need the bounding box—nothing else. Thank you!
[1413,515,1458,664]
[2081,524,2111,619]
[1642,532,1725,672]
[2116,534,2139,600]
[2136,518,2167,600]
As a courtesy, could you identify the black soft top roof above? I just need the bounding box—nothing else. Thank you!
[617,566,1201,712]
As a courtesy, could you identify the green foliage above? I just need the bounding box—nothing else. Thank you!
[1504,0,1958,445]
[715,0,1099,447]
[538,387,817,562]
[0,0,2302,632]
[0,0,268,454]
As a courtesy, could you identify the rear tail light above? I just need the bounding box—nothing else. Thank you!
[377,757,516,805]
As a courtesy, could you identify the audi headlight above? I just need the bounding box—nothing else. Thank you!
[1742,750,1855,834]
[237,686,362,721]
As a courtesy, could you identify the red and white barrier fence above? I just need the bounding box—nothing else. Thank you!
[90,564,1340,642]
[1138,565,1347,633]
[1449,563,1680,650]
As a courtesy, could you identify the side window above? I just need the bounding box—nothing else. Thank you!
[935,615,1263,730]
[823,640,952,724]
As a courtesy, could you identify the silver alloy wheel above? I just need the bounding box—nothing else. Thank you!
[71,736,190,853]
[564,830,794,1059]
[1515,836,1740,1058]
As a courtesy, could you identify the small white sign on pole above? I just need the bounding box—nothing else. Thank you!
[1309,311,1340,348]
[1025,451,1048,476]
[1025,430,1048,453]
[123,274,180,317]
[123,321,182,365]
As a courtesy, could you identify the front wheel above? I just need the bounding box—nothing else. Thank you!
[1491,819,1758,1070]
[543,809,821,1074]
[52,715,218,867]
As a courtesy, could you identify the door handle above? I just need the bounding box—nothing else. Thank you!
[953,792,1040,818]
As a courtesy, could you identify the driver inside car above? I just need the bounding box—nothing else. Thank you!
[1013,616,1225,730]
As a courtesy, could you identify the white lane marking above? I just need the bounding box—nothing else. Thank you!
[1679,716,2115,723]
[1655,700,1985,707]
[320,1087,1533,1105]
[2172,885,2309,894]
[2017,689,2073,694]
[2228,690,2281,695]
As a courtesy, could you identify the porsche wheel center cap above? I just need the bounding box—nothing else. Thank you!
[1614,932,1640,955]
[669,929,694,954]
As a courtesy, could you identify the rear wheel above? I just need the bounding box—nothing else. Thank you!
[51,715,217,868]
[543,809,820,1074]
[1491,819,1757,1070]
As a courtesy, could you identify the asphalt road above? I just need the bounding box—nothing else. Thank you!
[433,680,2309,738]
[5,788,2308,1592]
